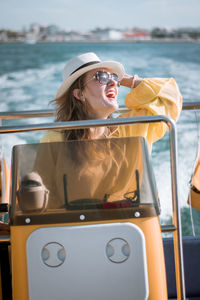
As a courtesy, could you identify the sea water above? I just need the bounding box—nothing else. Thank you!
[1,41,200,235]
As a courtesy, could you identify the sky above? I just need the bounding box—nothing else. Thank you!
[1,0,200,31]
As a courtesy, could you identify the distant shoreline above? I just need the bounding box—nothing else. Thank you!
[0,38,200,44]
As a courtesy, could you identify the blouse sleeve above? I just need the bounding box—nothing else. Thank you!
[118,78,182,149]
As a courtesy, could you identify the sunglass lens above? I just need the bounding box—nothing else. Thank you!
[96,71,109,84]
[111,73,120,87]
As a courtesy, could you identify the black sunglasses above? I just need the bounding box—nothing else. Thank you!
[84,70,120,87]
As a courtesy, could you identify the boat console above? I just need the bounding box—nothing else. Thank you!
[10,136,167,300]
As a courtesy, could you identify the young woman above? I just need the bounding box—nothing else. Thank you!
[41,52,182,149]
[32,52,182,209]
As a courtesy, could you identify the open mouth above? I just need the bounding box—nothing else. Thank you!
[106,90,117,99]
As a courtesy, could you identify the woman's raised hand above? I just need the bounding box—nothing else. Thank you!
[120,74,143,89]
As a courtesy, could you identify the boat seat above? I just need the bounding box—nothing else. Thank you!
[163,236,200,300]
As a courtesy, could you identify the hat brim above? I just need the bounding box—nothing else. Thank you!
[56,61,125,100]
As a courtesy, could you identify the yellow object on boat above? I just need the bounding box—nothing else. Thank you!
[0,157,10,204]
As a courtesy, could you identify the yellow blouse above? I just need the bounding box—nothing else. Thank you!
[41,78,182,149]
[34,78,182,208]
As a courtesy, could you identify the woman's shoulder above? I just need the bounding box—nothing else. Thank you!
[40,130,64,143]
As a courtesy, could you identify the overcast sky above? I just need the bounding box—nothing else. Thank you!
[1,0,200,31]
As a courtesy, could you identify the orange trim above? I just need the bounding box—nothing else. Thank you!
[188,148,200,210]
[0,158,10,204]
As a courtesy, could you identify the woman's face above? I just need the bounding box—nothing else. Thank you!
[82,68,119,119]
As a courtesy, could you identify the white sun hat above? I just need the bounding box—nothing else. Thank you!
[56,52,125,99]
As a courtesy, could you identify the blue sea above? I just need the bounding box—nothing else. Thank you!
[1,41,200,235]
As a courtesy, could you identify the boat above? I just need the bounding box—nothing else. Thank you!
[0,103,200,300]
[23,38,37,44]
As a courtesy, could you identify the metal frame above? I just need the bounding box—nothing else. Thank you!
[0,114,186,299]
[0,101,198,121]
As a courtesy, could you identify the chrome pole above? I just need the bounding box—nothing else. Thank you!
[0,101,199,120]
[168,119,186,300]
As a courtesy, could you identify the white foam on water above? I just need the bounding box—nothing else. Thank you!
[152,151,172,221]
[152,112,199,222]
[169,61,200,101]
[0,61,63,167]
[0,63,61,88]
[0,61,65,111]
[0,129,46,169]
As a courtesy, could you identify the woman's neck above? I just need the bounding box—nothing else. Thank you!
[90,127,109,139]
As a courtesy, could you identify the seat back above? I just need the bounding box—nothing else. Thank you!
[164,236,200,299]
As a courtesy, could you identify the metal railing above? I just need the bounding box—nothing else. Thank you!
[0,101,199,121]
[0,114,186,300]
[2,101,199,300]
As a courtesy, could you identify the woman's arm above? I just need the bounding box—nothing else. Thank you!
[118,76,183,149]
[120,74,143,89]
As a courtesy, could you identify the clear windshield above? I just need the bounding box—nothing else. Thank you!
[10,136,160,225]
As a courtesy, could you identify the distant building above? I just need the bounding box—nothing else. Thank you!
[0,31,8,42]
[29,23,41,35]
[123,30,151,40]
[46,25,60,35]
[91,28,123,40]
